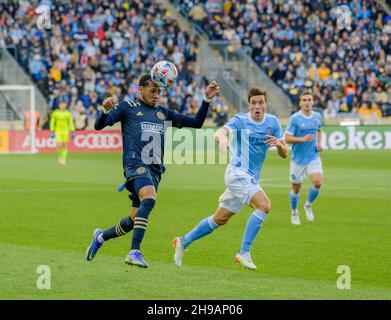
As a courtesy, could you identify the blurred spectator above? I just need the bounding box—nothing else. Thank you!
[323,104,337,120]
[327,95,342,113]
[358,102,382,123]
[2,0,224,128]
[28,55,45,82]
[176,0,391,116]
[188,1,207,29]
[212,96,229,126]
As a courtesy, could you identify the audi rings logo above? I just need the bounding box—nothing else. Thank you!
[74,133,122,149]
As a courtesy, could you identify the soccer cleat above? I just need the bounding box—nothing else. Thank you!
[173,237,187,267]
[86,229,104,261]
[125,250,149,268]
[303,203,315,221]
[235,252,257,270]
[291,213,301,225]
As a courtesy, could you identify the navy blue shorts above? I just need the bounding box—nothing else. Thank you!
[124,166,161,208]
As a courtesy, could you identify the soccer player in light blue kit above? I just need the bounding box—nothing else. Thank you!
[285,91,323,225]
[173,87,288,270]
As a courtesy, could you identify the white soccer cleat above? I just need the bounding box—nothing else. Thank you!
[235,252,257,270]
[291,213,301,225]
[173,237,186,267]
[303,203,315,221]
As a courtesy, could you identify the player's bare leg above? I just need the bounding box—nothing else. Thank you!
[235,190,270,270]
[291,183,302,225]
[304,172,323,221]
[174,207,234,267]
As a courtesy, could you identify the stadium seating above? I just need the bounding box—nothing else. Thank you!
[1,0,228,127]
[175,0,391,121]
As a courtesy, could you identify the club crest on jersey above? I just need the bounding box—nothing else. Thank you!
[156,111,166,120]
[136,167,146,174]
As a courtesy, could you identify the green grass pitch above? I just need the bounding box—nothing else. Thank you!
[1,150,390,299]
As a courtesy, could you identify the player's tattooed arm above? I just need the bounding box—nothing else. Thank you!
[95,97,122,130]
[101,97,118,113]
[204,80,220,101]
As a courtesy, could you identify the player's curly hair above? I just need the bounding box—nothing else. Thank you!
[248,87,267,102]
[139,74,154,87]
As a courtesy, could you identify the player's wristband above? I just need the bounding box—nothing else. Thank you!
[203,95,213,103]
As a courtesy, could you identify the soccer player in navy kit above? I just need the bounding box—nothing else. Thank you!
[86,75,220,267]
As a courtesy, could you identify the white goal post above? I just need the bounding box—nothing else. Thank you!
[0,85,37,153]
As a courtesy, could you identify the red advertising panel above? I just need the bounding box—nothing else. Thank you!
[8,130,122,153]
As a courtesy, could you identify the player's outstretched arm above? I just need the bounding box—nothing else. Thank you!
[94,97,121,130]
[172,81,220,129]
[285,133,314,144]
[214,126,230,154]
[266,135,289,159]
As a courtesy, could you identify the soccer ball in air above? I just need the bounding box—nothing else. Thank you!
[150,60,178,88]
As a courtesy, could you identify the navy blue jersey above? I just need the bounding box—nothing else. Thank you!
[95,98,210,175]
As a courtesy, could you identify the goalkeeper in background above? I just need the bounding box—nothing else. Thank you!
[50,101,76,165]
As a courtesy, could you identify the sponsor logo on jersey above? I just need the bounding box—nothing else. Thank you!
[140,122,164,134]
[137,111,144,116]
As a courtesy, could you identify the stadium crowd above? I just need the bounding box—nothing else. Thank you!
[177,0,391,121]
[0,0,228,129]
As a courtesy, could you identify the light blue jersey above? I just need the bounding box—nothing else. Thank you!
[285,111,323,165]
[224,112,284,181]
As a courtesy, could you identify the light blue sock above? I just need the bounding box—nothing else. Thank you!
[240,210,268,254]
[290,190,300,211]
[307,186,320,204]
[181,216,218,248]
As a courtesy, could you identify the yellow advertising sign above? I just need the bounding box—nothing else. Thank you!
[0,130,9,151]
